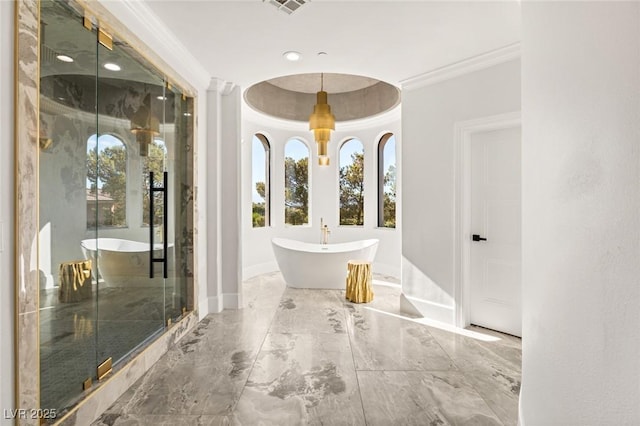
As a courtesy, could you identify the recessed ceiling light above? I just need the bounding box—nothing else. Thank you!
[283,51,301,62]
[56,54,74,63]
[103,63,121,71]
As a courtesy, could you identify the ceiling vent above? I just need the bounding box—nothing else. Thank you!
[264,0,308,15]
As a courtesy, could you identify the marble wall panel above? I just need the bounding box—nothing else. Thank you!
[16,0,40,424]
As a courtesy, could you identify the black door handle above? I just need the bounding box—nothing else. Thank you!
[149,171,168,279]
[472,234,487,242]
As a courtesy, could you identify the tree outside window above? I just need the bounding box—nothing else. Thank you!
[86,134,127,228]
[284,139,309,226]
[379,134,396,228]
[252,134,270,227]
[142,140,167,226]
[339,139,365,226]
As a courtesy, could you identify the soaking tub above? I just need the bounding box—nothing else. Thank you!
[271,238,378,289]
[80,238,173,287]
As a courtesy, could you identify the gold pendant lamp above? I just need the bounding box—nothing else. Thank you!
[309,73,335,166]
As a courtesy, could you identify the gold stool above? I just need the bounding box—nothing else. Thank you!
[59,259,93,303]
[345,260,373,303]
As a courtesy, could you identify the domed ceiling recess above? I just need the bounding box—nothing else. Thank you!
[244,73,401,123]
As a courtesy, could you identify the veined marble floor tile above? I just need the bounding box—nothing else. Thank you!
[346,305,455,371]
[93,272,520,425]
[270,288,347,334]
[358,370,503,426]
[234,332,366,425]
[346,282,411,316]
[93,413,233,425]
[426,326,521,425]
[102,316,269,416]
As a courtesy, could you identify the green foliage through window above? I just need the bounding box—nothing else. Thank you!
[86,134,127,228]
[142,141,167,226]
[340,140,365,226]
[284,139,309,226]
[252,135,270,227]
[379,134,396,228]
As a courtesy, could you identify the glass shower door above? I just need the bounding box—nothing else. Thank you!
[95,32,167,369]
[37,0,194,414]
[39,0,99,412]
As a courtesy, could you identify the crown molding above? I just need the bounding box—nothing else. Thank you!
[209,78,237,95]
[98,0,211,91]
[400,42,521,91]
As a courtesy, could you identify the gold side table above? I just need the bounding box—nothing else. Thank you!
[59,259,93,303]
[346,260,374,303]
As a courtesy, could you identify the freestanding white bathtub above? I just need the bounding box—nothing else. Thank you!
[272,238,378,289]
[80,238,173,287]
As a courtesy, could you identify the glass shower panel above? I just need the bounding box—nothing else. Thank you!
[163,87,195,322]
[39,0,98,412]
[95,33,166,367]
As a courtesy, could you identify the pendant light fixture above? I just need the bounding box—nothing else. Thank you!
[309,73,335,166]
[130,93,159,156]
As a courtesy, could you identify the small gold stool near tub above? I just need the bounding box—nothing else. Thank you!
[59,259,93,303]
[346,260,374,303]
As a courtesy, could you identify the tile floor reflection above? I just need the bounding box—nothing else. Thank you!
[93,272,521,425]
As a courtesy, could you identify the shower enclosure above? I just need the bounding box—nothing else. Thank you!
[37,0,195,414]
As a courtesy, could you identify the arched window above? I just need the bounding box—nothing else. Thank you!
[284,138,309,225]
[378,133,396,228]
[142,139,167,226]
[252,134,271,227]
[86,133,127,228]
[339,138,365,226]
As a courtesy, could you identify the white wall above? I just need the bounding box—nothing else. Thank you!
[241,109,402,280]
[520,2,640,424]
[205,79,243,313]
[401,59,521,324]
[0,1,15,421]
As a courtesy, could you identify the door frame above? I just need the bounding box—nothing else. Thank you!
[453,111,521,329]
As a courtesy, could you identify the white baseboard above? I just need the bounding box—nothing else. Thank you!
[400,292,424,317]
[223,292,241,309]
[518,387,525,426]
[207,295,223,313]
[242,261,279,280]
[400,293,455,325]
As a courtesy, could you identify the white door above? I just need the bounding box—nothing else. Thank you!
[470,127,522,337]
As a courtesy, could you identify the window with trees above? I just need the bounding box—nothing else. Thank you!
[284,138,309,225]
[378,133,396,228]
[339,138,365,226]
[142,139,168,226]
[252,134,270,227]
[86,134,127,228]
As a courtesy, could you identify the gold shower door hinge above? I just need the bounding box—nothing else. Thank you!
[97,357,113,381]
[182,306,187,315]
[83,14,93,30]
[98,28,113,50]
[82,13,113,50]
[167,318,172,327]
[83,377,92,391]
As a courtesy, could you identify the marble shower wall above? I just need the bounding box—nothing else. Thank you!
[16,0,40,424]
